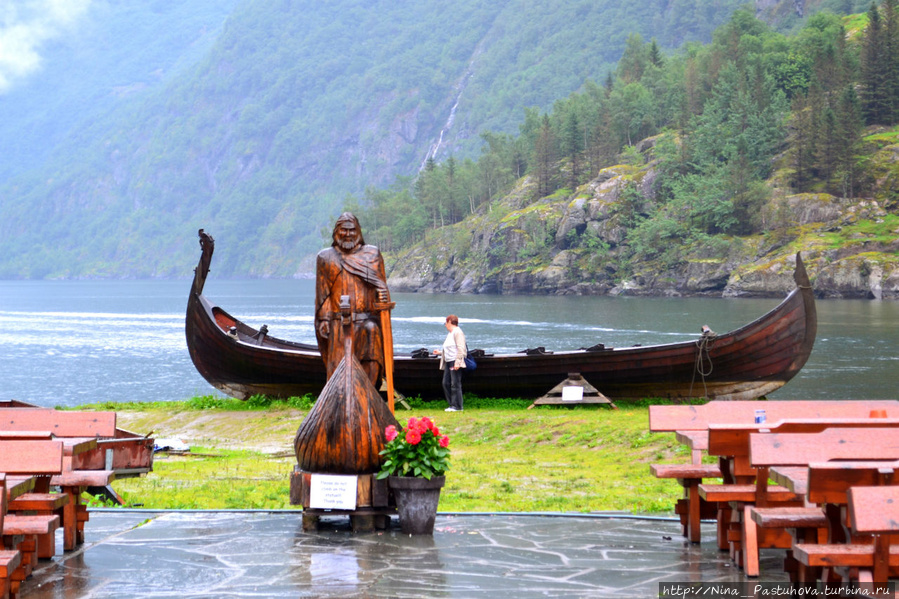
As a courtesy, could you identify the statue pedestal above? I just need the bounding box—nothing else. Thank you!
[289,466,395,532]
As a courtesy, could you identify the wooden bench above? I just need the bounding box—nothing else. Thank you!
[2,514,60,579]
[648,401,899,544]
[0,440,65,568]
[787,463,899,586]
[649,463,721,542]
[0,438,112,555]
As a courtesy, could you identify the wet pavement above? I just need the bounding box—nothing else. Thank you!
[21,510,788,598]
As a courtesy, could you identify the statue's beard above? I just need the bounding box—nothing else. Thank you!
[338,239,358,251]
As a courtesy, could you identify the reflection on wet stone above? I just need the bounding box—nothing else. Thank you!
[21,512,786,598]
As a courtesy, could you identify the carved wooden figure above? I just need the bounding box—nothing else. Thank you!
[314,213,392,390]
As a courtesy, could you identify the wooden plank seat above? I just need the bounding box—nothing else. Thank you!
[50,470,114,551]
[750,506,829,582]
[650,463,721,543]
[791,543,899,588]
[1,514,60,583]
[0,439,110,555]
[800,460,899,586]
[698,481,804,575]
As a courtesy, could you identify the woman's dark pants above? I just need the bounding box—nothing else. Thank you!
[442,367,463,409]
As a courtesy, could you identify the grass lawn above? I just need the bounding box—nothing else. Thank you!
[84,396,698,514]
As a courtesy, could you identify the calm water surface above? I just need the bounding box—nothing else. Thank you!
[1,279,897,407]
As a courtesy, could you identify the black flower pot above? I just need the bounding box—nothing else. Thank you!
[388,475,445,535]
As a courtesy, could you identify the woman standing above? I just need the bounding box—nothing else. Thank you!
[433,314,466,412]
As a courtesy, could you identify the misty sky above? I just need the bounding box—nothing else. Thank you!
[0,0,91,93]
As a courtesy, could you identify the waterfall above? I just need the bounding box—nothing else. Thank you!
[419,68,474,171]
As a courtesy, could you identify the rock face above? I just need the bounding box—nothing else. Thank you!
[387,142,899,300]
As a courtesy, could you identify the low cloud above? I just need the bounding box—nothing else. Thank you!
[0,0,92,93]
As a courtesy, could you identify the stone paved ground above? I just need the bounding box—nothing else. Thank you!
[21,511,788,598]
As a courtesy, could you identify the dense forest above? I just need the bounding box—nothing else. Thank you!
[352,2,899,273]
[0,0,873,279]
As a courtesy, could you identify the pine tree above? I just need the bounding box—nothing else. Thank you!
[883,0,899,123]
[562,109,582,188]
[862,2,890,123]
[835,84,865,197]
[533,114,558,199]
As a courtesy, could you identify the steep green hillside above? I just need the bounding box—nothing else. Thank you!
[0,0,877,280]
[383,6,899,299]
[0,0,753,279]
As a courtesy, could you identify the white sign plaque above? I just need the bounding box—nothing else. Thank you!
[309,474,358,510]
[561,386,584,402]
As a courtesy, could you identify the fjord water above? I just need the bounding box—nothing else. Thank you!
[1,279,897,408]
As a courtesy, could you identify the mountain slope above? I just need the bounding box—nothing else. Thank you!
[1,0,755,279]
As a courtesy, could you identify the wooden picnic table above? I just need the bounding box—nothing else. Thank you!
[667,416,899,552]
[750,430,899,584]
[649,401,899,544]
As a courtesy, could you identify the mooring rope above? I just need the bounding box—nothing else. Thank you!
[689,328,717,398]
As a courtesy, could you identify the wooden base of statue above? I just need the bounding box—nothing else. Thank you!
[290,466,396,532]
[291,311,399,533]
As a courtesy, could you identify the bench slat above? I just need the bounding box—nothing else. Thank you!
[51,470,115,487]
[650,464,721,479]
[793,543,899,568]
[1,514,60,536]
[750,507,828,529]
[9,493,70,511]
[699,483,799,503]
[0,549,22,578]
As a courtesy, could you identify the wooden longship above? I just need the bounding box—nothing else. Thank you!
[186,230,817,402]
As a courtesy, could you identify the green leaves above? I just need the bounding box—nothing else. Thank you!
[377,417,452,481]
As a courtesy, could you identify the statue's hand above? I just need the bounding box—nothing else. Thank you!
[319,320,330,339]
[378,289,389,303]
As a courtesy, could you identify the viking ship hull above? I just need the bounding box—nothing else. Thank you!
[186,231,817,402]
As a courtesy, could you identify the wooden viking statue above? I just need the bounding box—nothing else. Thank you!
[313,212,390,388]
[294,213,398,475]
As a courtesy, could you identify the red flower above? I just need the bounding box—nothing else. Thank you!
[405,429,422,445]
[385,425,398,442]
[439,435,450,448]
